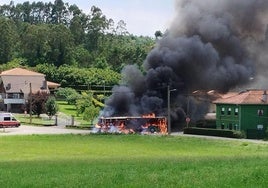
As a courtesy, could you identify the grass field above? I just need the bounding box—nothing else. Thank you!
[0,134,268,187]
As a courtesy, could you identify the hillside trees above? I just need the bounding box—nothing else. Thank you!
[0,17,18,64]
[0,1,155,73]
[20,24,51,65]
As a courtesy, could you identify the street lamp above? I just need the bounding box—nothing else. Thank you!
[167,85,176,134]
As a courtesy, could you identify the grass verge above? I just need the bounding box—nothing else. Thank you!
[0,134,267,187]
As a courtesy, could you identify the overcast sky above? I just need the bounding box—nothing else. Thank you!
[0,0,175,36]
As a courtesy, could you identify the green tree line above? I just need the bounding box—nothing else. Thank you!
[0,0,155,74]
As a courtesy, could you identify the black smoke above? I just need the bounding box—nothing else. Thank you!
[100,0,268,129]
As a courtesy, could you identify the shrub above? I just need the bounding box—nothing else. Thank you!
[45,97,59,118]
[55,87,81,105]
[55,88,79,101]
[183,127,245,139]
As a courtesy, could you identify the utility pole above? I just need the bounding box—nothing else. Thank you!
[167,86,177,135]
[29,82,32,124]
[167,85,171,134]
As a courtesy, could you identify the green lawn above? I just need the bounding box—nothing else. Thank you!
[57,100,92,126]
[57,100,77,116]
[14,114,55,126]
[0,134,268,187]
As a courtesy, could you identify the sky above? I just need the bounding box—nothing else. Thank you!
[0,0,176,36]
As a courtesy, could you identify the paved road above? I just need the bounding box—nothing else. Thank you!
[0,125,91,136]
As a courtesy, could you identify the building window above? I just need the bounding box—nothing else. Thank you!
[235,108,239,116]
[13,93,20,99]
[221,107,225,115]
[227,108,232,115]
[258,109,264,116]
[257,124,263,130]
[234,124,238,130]
[221,123,224,129]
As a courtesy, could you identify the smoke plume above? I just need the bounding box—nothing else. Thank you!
[101,0,268,129]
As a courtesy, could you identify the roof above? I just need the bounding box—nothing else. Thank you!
[0,68,44,76]
[213,90,268,104]
[47,81,61,88]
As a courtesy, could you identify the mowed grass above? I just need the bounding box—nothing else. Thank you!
[57,100,92,126]
[0,135,268,187]
[57,100,77,116]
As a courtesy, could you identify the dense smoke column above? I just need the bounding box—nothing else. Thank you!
[145,0,268,93]
[142,0,268,121]
[101,0,268,127]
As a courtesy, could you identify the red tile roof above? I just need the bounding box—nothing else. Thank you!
[214,90,268,104]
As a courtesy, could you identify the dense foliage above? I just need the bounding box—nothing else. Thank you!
[0,0,155,73]
[34,64,121,88]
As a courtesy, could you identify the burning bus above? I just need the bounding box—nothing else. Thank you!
[96,113,167,134]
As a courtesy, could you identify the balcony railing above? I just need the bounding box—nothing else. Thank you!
[4,98,26,104]
[0,93,26,104]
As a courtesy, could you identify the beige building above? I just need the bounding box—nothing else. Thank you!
[0,68,59,112]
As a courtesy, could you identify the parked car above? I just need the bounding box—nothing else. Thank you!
[0,113,20,128]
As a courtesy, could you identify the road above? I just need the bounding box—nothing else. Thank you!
[0,125,91,136]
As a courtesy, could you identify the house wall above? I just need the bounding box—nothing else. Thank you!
[216,104,240,130]
[216,104,268,132]
[240,105,268,131]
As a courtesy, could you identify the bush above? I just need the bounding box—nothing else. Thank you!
[55,88,78,100]
[45,97,58,118]
[195,119,216,129]
[55,87,81,104]
[183,127,245,139]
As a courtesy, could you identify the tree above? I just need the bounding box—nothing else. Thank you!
[85,6,109,52]
[47,24,74,66]
[116,20,128,36]
[75,92,100,123]
[76,92,93,116]
[154,30,163,39]
[0,17,18,64]
[69,14,87,45]
[45,96,58,119]
[20,24,51,65]
[28,91,49,117]
[50,0,69,24]
[83,105,100,125]
[55,87,80,104]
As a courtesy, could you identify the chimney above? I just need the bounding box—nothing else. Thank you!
[262,90,267,102]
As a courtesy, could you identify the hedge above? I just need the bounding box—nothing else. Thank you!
[183,127,245,139]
